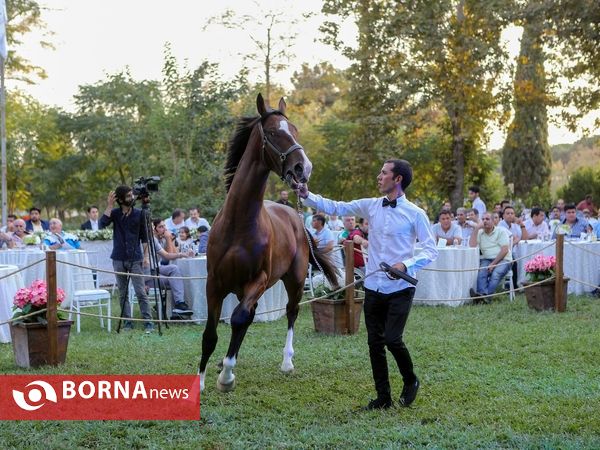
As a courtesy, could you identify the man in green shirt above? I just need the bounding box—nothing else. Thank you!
[469,212,511,301]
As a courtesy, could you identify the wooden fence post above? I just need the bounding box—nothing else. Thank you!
[344,240,355,334]
[46,250,58,365]
[555,234,565,312]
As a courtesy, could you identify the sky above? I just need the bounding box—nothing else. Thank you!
[10,0,599,149]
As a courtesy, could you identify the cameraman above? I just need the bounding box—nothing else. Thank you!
[100,186,154,333]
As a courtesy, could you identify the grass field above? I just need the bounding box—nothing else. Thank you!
[1,294,599,449]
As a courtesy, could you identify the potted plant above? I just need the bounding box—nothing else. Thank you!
[310,283,364,335]
[10,280,73,368]
[522,255,568,311]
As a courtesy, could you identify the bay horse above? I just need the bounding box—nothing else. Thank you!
[199,94,338,392]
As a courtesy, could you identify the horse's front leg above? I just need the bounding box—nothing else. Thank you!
[217,273,267,392]
[281,279,303,373]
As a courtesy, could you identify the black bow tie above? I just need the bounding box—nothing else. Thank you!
[382,198,397,208]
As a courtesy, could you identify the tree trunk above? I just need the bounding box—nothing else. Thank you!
[448,109,465,209]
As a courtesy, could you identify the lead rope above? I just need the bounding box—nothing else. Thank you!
[297,195,326,275]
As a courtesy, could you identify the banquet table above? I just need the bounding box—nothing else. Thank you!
[80,240,114,287]
[175,256,288,323]
[0,249,93,308]
[414,246,479,306]
[517,240,600,295]
[1,265,25,343]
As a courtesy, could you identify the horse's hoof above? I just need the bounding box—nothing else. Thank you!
[216,378,236,393]
[280,362,295,373]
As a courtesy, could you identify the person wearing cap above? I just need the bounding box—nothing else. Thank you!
[296,159,438,410]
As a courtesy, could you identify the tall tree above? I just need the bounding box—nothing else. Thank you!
[6,0,54,83]
[203,1,313,102]
[321,0,512,208]
[502,14,552,198]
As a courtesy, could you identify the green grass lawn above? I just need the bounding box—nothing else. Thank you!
[1,294,599,449]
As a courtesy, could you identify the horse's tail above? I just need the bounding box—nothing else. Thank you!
[307,231,340,289]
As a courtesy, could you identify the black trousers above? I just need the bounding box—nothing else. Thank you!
[364,287,417,400]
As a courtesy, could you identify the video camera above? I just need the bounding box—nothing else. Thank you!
[132,176,161,200]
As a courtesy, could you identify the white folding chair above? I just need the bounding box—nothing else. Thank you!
[69,270,112,333]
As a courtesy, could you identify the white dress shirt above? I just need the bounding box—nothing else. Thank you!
[304,192,438,293]
[184,217,211,231]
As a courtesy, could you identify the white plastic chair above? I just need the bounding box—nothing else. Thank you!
[69,270,111,333]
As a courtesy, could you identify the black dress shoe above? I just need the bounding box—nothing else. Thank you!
[399,378,419,407]
[361,397,392,411]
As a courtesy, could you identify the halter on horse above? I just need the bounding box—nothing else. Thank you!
[198,94,338,392]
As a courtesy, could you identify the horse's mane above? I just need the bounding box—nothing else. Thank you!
[224,115,261,192]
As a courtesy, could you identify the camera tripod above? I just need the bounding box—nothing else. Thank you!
[114,195,169,335]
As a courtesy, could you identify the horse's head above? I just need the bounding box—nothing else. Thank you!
[256,93,312,189]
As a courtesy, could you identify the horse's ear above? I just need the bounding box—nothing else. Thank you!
[257,93,268,116]
[278,97,286,115]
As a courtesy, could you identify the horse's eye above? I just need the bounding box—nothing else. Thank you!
[270,131,276,137]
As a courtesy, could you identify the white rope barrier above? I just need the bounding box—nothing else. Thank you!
[564,239,600,257]
[0,258,46,281]
[56,258,207,280]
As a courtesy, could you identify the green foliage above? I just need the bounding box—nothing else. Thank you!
[502,17,552,198]
[556,166,600,205]
[1,295,600,447]
[61,50,247,220]
[5,0,54,83]
[321,0,513,208]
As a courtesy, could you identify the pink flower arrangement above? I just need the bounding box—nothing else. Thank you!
[13,279,65,324]
[524,255,556,282]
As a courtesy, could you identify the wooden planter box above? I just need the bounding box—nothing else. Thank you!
[311,296,364,335]
[522,278,569,312]
[10,321,73,368]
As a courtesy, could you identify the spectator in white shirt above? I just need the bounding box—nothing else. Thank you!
[327,214,344,231]
[524,207,550,240]
[432,210,462,245]
[468,185,486,217]
[310,214,334,252]
[185,207,211,231]
[164,209,186,236]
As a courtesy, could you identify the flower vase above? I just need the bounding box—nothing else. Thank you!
[10,320,73,368]
[522,278,569,312]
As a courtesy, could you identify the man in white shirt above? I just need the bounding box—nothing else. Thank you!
[185,207,211,231]
[432,210,462,245]
[164,209,186,236]
[468,185,486,217]
[524,207,549,240]
[297,159,437,410]
[455,207,473,243]
[310,214,334,252]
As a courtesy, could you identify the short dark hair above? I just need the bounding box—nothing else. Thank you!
[197,225,208,233]
[87,205,99,213]
[29,207,41,214]
[531,207,544,217]
[385,159,413,190]
[172,208,185,220]
[312,213,326,226]
[500,199,511,207]
[503,205,515,213]
[152,218,163,228]
[8,214,17,220]
[115,185,132,204]
[438,209,452,220]
[468,185,480,194]
[564,204,577,212]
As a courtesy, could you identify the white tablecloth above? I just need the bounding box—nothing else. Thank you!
[0,249,93,307]
[80,240,114,287]
[175,256,288,323]
[0,265,25,343]
[414,247,479,306]
[517,240,600,295]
